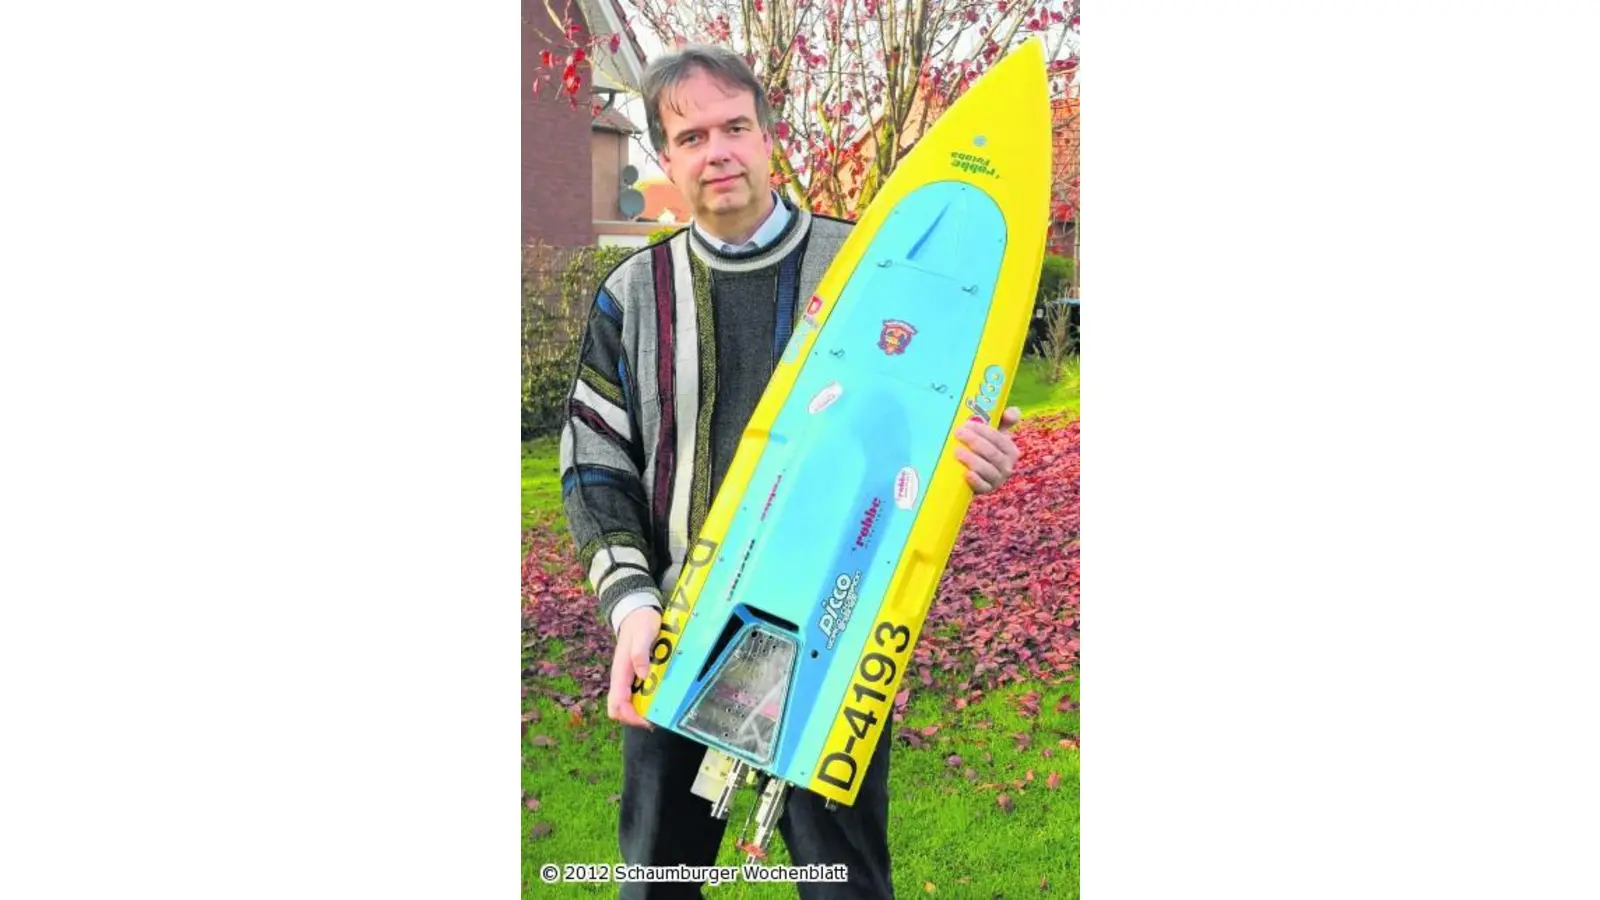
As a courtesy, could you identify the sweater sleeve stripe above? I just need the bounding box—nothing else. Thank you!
[561,464,648,507]
[617,355,635,425]
[596,571,661,623]
[566,403,630,460]
[577,530,653,573]
[578,362,626,409]
[595,559,653,598]
[560,413,636,478]
[587,545,649,590]
[595,287,623,324]
[569,382,631,443]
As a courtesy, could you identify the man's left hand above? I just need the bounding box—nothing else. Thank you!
[955,406,1023,495]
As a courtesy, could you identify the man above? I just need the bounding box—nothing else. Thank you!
[561,45,1023,899]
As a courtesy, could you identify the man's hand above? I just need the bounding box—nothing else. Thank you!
[608,606,662,729]
[955,406,1023,495]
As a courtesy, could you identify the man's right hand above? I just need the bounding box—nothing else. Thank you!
[607,606,662,729]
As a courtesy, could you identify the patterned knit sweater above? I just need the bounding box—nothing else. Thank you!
[561,196,854,626]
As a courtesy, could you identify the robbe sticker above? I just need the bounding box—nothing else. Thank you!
[809,381,844,414]
[894,467,920,510]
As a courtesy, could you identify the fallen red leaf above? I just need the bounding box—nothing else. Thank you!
[1016,690,1041,718]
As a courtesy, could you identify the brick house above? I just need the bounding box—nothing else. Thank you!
[1049,94,1080,261]
[521,0,647,247]
[591,108,664,247]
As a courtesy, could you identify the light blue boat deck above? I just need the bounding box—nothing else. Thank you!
[647,181,1010,785]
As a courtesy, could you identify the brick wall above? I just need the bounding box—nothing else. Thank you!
[523,0,593,247]
[1050,95,1080,259]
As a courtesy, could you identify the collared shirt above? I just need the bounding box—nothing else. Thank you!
[691,191,790,253]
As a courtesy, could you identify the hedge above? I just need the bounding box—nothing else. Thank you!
[522,242,634,440]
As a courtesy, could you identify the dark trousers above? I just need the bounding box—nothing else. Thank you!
[618,725,895,899]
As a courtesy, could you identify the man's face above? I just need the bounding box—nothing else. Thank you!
[657,68,774,225]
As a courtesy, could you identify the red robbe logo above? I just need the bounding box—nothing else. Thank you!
[878,319,918,355]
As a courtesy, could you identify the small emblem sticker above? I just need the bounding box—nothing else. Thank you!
[894,467,919,510]
[878,319,918,356]
[809,381,844,414]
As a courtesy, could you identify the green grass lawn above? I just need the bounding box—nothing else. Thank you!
[522,434,563,536]
[522,355,1079,896]
[1009,355,1079,421]
[523,679,1078,898]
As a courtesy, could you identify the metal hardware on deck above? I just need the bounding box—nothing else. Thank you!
[745,777,790,863]
[692,749,736,807]
[710,759,750,821]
